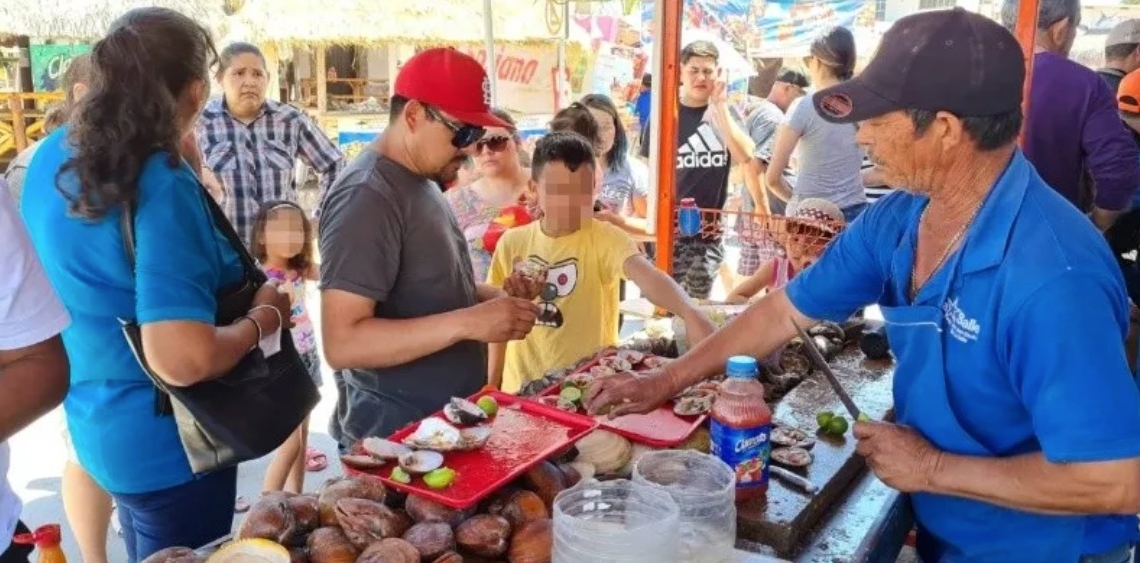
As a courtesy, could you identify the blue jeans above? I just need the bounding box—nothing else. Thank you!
[1080,544,1133,563]
[842,202,869,223]
[113,466,237,563]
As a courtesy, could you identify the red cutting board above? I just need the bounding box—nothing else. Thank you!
[540,354,707,447]
[346,390,598,510]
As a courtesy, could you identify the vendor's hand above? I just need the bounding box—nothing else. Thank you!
[682,312,716,346]
[584,368,676,418]
[853,420,943,494]
[463,296,539,343]
[503,266,543,301]
[252,280,294,331]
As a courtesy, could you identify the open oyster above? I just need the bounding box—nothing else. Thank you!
[598,356,633,372]
[362,437,412,460]
[673,390,715,416]
[771,426,816,449]
[340,454,387,470]
[399,451,445,474]
[770,447,813,468]
[403,418,465,451]
[615,349,645,365]
[459,426,493,450]
[443,397,489,426]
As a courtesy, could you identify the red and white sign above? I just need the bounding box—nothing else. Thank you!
[461,44,559,115]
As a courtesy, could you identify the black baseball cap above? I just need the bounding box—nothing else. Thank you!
[813,8,1025,124]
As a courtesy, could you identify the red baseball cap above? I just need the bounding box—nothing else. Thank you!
[394,48,511,129]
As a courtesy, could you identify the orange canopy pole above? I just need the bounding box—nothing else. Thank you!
[652,0,682,274]
[1014,0,1039,147]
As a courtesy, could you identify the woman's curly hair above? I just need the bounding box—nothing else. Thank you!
[57,7,217,219]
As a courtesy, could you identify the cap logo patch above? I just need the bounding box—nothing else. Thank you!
[819,93,853,119]
[482,75,493,108]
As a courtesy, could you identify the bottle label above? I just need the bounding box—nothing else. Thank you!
[709,420,771,490]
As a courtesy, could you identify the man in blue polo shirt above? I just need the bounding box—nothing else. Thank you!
[586,9,1140,562]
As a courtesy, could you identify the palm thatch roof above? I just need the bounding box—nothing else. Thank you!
[0,0,227,41]
[232,0,559,47]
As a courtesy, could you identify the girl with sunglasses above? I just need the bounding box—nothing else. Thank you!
[444,108,534,281]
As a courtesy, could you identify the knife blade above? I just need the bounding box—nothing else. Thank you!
[790,318,863,421]
[769,465,818,494]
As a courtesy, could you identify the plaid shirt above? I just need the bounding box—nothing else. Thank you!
[197,98,344,244]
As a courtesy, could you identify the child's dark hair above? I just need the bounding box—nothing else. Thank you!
[531,131,597,181]
[250,200,315,274]
[548,102,601,155]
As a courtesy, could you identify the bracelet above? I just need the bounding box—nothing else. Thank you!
[238,315,262,351]
[249,304,284,336]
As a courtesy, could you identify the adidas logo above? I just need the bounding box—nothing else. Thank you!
[677,123,728,169]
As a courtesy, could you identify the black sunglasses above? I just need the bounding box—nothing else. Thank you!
[424,104,486,149]
[475,135,512,153]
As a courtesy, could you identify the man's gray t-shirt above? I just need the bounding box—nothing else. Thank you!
[319,149,484,446]
[784,97,866,210]
[745,99,786,214]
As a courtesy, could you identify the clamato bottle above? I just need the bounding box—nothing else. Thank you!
[13,524,67,563]
[709,356,772,501]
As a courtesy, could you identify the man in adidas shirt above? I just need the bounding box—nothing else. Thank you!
[640,40,756,299]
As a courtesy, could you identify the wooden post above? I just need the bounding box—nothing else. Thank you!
[10,93,27,152]
[1014,0,1039,147]
[651,0,682,274]
[262,43,281,103]
[316,47,328,113]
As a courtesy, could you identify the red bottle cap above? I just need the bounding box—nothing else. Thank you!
[13,524,61,548]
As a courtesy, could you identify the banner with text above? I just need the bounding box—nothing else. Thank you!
[30,44,91,92]
[642,0,869,59]
[460,44,559,115]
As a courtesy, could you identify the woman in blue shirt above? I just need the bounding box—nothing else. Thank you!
[20,8,290,563]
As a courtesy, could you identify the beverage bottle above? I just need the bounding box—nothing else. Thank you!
[709,356,772,501]
[678,197,701,237]
[13,524,67,563]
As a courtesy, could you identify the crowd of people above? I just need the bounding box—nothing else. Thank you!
[6,1,1140,563]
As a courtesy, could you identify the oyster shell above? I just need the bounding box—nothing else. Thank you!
[598,356,632,372]
[555,399,579,413]
[588,365,616,378]
[771,426,815,449]
[459,426,493,449]
[616,349,645,365]
[442,397,488,426]
[403,418,464,451]
[340,454,387,470]
[398,451,445,474]
[673,390,715,416]
[362,437,412,460]
[770,446,813,468]
[640,355,672,369]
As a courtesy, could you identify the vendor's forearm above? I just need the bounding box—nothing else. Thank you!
[663,289,811,393]
[930,451,1140,515]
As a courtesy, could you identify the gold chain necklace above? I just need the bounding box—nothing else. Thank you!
[909,200,985,300]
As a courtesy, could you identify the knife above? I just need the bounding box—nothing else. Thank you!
[770,465,818,494]
[790,318,866,421]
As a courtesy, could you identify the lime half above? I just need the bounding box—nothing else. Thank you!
[816,410,835,429]
[424,467,457,490]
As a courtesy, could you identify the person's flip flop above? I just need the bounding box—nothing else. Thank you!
[306,447,328,472]
[234,496,250,513]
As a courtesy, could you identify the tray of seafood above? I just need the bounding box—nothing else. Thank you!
[341,390,598,510]
[537,349,713,448]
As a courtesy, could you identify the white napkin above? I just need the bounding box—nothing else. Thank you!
[259,326,282,357]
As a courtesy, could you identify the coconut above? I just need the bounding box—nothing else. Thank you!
[521,461,566,511]
[405,494,473,527]
[355,538,420,563]
[140,547,202,563]
[236,496,296,545]
[507,519,553,563]
[335,498,409,550]
[205,539,290,563]
[305,528,358,563]
[500,490,549,530]
[317,476,386,527]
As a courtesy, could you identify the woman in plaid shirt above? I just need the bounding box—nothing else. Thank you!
[197,42,344,246]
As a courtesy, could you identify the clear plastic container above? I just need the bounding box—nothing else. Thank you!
[633,450,738,563]
[553,479,680,563]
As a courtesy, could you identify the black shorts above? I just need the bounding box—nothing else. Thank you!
[0,522,32,563]
[671,237,725,300]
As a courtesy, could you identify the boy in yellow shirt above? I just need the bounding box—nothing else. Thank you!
[488,131,715,393]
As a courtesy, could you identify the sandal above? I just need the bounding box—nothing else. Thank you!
[234,496,250,513]
[305,447,328,472]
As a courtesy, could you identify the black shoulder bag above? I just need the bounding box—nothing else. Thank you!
[118,185,320,475]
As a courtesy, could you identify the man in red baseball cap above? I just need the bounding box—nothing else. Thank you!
[318,48,539,446]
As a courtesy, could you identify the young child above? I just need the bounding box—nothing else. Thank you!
[487,131,716,393]
[725,198,845,304]
[250,200,324,493]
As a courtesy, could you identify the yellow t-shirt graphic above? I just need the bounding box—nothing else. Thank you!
[488,219,640,393]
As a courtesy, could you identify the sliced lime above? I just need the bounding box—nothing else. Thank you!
[857,412,871,422]
[423,467,457,490]
[390,466,412,484]
[816,410,835,429]
[476,395,499,417]
[559,386,583,405]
